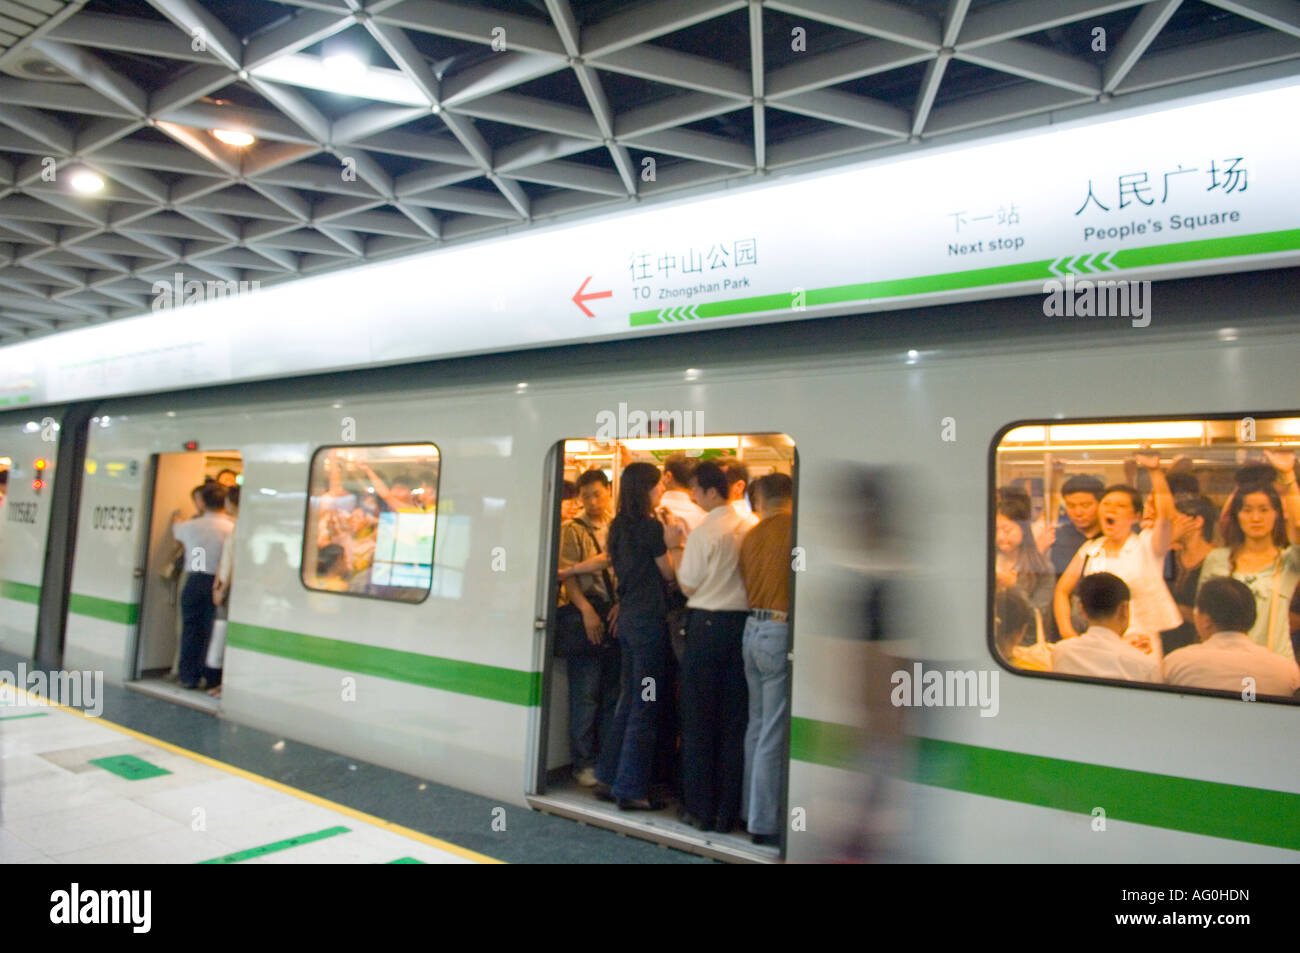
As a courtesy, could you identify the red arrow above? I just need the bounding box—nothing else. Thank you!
[572,275,612,317]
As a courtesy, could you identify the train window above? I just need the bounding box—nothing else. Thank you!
[301,444,439,604]
[993,416,1300,702]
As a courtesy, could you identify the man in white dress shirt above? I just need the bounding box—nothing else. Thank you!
[1052,572,1162,683]
[676,461,753,832]
[171,482,234,689]
[1164,576,1300,696]
[659,455,706,531]
[725,462,760,529]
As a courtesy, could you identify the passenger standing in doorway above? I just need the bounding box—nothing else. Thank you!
[739,473,793,846]
[725,463,760,529]
[596,463,682,811]
[660,456,706,533]
[208,485,239,697]
[172,483,233,690]
[561,480,582,521]
[558,469,620,788]
[677,461,753,832]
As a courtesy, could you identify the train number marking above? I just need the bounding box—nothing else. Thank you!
[6,502,38,524]
[91,505,135,532]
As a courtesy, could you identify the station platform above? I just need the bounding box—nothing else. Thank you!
[0,650,708,865]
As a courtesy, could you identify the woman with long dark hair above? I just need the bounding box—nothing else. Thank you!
[1198,451,1300,660]
[595,462,682,810]
[994,498,1053,620]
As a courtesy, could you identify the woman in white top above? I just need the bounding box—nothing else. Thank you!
[1196,449,1300,660]
[1054,451,1181,653]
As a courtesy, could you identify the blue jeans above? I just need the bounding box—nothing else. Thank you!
[567,646,620,771]
[596,612,667,800]
[742,617,789,836]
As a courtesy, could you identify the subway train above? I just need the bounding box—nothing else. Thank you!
[2,266,1298,863]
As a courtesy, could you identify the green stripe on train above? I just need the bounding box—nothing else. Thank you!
[0,580,40,604]
[51,592,1299,850]
[67,593,139,625]
[227,621,542,707]
[791,716,1300,852]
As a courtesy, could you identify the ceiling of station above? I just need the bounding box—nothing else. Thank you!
[0,0,1297,342]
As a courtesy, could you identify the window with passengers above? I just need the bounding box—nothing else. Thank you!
[301,444,439,603]
[993,417,1300,702]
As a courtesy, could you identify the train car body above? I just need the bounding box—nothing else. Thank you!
[7,266,1292,862]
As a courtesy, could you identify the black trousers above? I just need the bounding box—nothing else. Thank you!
[680,608,749,828]
[179,572,217,686]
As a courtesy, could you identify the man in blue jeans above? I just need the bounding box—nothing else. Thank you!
[738,473,793,846]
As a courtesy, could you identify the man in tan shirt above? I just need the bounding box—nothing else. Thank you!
[738,472,793,845]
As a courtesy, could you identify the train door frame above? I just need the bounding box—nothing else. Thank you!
[128,449,241,697]
[128,453,161,680]
[527,434,798,862]
[777,446,799,860]
[526,441,566,796]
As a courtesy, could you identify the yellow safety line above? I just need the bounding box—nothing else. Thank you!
[5,685,504,865]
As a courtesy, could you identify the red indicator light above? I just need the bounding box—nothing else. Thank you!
[184,441,198,451]
[32,478,44,491]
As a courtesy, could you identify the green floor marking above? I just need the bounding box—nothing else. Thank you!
[198,826,351,864]
[388,857,426,864]
[0,712,51,721]
[90,754,172,780]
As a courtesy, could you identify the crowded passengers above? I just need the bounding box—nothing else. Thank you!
[556,455,792,845]
[305,452,437,594]
[996,448,1300,697]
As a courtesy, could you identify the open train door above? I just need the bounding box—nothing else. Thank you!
[129,450,240,712]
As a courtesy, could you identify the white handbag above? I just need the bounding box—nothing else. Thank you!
[206,619,227,670]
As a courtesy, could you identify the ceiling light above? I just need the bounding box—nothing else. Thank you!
[250,53,427,106]
[212,129,255,147]
[323,52,366,81]
[70,170,104,193]
[1001,422,1204,443]
[621,436,740,451]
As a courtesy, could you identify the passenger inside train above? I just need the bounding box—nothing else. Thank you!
[994,417,1300,699]
[548,434,796,852]
[128,451,244,708]
[301,445,440,603]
